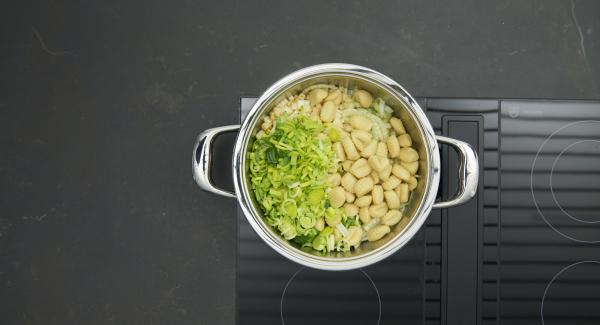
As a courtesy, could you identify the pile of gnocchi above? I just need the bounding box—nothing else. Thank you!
[255,83,420,252]
[328,112,419,244]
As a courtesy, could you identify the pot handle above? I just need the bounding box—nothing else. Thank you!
[432,135,479,209]
[192,125,240,198]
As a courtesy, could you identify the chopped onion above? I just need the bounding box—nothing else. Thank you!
[363,218,380,232]
[342,108,390,140]
[327,235,335,251]
[336,223,349,237]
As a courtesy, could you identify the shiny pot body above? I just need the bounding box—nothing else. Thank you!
[193,63,478,270]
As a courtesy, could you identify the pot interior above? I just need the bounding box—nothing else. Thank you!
[239,70,434,263]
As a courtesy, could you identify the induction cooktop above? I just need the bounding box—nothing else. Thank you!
[236,98,600,325]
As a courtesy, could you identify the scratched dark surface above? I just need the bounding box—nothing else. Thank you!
[1,0,599,324]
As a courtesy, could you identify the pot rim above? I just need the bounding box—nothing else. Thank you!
[232,63,440,270]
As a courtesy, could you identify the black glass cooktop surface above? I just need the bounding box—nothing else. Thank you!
[499,101,600,325]
[236,98,600,325]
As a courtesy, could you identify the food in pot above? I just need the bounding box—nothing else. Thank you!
[248,84,419,253]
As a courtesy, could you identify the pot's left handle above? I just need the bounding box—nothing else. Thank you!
[192,125,240,198]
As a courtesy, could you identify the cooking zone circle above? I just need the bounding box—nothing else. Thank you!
[531,120,600,243]
[550,139,600,224]
[280,268,381,325]
[541,260,600,325]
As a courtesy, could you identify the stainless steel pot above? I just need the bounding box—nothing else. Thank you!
[193,63,478,271]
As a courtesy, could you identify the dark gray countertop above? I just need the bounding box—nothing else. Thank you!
[1,1,599,324]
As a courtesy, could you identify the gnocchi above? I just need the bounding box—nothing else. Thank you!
[390,117,406,135]
[315,217,325,231]
[342,160,353,172]
[361,140,378,158]
[334,142,346,161]
[376,141,388,157]
[326,89,342,104]
[355,195,372,207]
[392,164,411,182]
[350,158,372,178]
[398,183,409,203]
[345,191,355,203]
[400,160,419,175]
[368,155,389,172]
[341,172,357,192]
[327,173,341,186]
[344,203,359,217]
[397,134,412,147]
[349,115,373,131]
[308,88,328,105]
[353,90,374,108]
[387,135,400,158]
[351,130,372,150]
[329,186,346,208]
[369,203,388,218]
[372,185,384,205]
[398,147,419,162]
[346,226,363,247]
[342,137,360,161]
[354,177,374,197]
[382,175,401,191]
[382,210,403,226]
[320,101,336,122]
[384,190,401,209]
[359,206,371,223]
[367,225,391,242]
[379,164,393,181]
[370,170,380,184]
[407,176,418,191]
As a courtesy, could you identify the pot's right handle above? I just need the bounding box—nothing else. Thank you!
[432,135,479,209]
[192,125,240,198]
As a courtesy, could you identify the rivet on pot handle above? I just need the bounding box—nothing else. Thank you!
[432,135,479,209]
[192,125,240,198]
